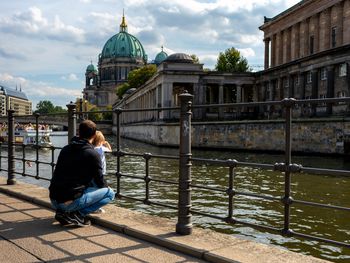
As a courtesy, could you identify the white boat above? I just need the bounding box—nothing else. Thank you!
[0,128,53,149]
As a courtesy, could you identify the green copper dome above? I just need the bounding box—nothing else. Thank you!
[100,15,147,62]
[154,46,168,65]
[86,63,97,73]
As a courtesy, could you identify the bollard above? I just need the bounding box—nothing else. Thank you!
[67,103,77,144]
[176,91,193,235]
[7,109,16,185]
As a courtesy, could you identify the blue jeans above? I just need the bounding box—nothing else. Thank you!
[51,187,115,216]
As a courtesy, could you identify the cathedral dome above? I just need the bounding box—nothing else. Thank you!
[164,53,193,63]
[154,47,168,65]
[100,15,147,62]
[86,63,97,73]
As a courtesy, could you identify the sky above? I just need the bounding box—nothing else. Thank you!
[0,0,301,109]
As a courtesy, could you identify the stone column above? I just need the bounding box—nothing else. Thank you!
[289,75,295,98]
[283,28,291,64]
[311,69,319,116]
[291,23,300,60]
[300,19,309,57]
[236,85,242,103]
[319,8,331,51]
[264,38,270,69]
[277,31,284,65]
[218,84,224,119]
[271,34,276,67]
[276,32,282,66]
[331,3,344,47]
[343,0,350,44]
[326,65,335,115]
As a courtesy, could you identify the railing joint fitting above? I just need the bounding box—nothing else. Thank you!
[281,98,296,108]
[143,152,152,160]
[226,188,236,196]
[226,159,238,168]
[281,196,294,205]
[289,163,303,173]
[281,228,294,237]
[116,172,122,179]
[113,150,125,157]
[274,162,286,172]
[143,199,151,205]
[114,108,123,114]
[225,217,236,224]
[144,176,152,183]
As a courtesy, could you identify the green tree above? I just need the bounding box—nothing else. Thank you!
[215,47,251,72]
[88,107,103,121]
[102,105,113,120]
[53,106,67,113]
[190,54,200,64]
[116,64,157,98]
[128,64,157,89]
[35,100,55,114]
[116,83,130,99]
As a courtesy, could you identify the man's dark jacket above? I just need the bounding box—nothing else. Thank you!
[49,137,107,203]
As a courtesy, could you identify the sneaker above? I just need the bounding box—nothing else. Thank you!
[91,208,105,214]
[65,211,91,227]
[55,210,71,226]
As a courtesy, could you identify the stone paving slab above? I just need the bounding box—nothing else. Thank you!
[0,176,330,263]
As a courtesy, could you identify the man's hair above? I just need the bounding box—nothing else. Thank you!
[79,120,96,139]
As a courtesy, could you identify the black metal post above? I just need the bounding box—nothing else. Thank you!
[282,98,295,235]
[115,108,122,197]
[35,113,39,179]
[176,92,193,235]
[67,103,77,143]
[7,109,16,185]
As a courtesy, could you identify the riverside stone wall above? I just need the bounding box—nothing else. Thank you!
[113,118,350,154]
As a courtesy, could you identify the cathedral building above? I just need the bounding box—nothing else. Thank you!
[83,14,147,108]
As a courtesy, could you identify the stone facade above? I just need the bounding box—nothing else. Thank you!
[116,118,350,154]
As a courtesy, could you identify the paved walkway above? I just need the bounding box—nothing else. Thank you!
[0,177,330,263]
[0,192,204,263]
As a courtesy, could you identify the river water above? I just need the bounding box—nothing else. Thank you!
[1,133,349,262]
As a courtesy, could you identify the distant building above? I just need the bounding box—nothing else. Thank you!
[258,0,350,116]
[0,85,32,116]
[115,0,350,122]
[83,14,147,108]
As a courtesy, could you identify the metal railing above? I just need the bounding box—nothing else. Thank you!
[0,95,349,249]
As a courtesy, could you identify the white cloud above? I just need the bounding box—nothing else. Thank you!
[61,73,79,81]
[0,6,85,43]
[0,73,81,107]
[238,48,255,58]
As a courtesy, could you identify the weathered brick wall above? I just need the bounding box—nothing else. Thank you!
[116,119,350,154]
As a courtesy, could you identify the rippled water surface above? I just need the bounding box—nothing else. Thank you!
[1,134,349,262]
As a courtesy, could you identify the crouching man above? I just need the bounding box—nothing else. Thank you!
[49,120,115,226]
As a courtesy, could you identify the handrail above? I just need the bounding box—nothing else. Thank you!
[0,96,349,251]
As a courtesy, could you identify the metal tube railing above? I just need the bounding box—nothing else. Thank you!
[1,96,349,250]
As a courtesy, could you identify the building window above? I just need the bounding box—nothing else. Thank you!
[331,27,337,48]
[295,76,299,86]
[307,71,312,83]
[121,67,126,80]
[337,90,347,97]
[309,35,314,55]
[339,63,347,77]
[284,78,289,87]
[321,68,327,80]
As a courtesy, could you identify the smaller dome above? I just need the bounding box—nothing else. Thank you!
[164,53,193,63]
[86,63,97,73]
[154,47,168,65]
